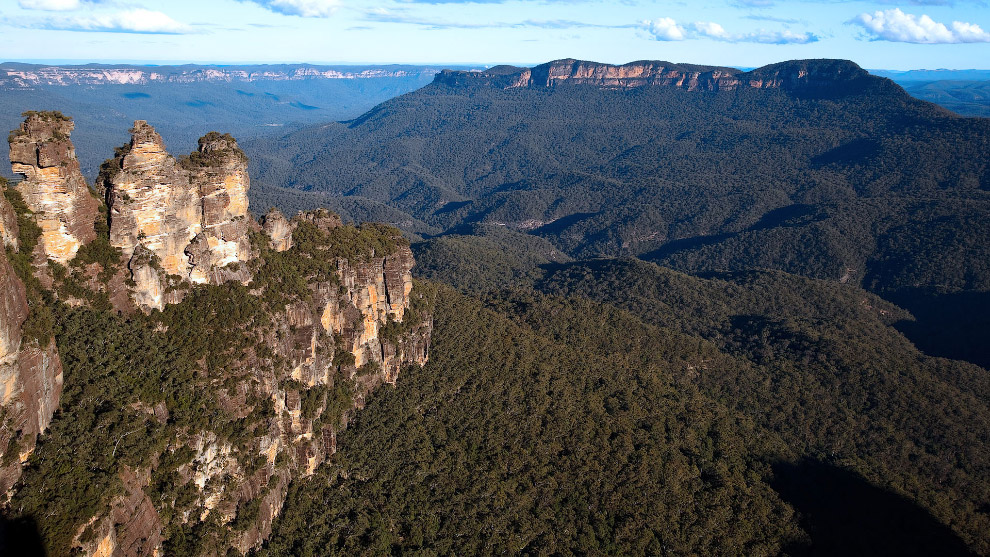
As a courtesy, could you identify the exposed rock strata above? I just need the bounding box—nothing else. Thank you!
[0,64,442,88]
[434,58,872,92]
[105,122,255,310]
[4,114,432,555]
[0,186,18,251]
[261,208,292,252]
[0,194,63,495]
[7,112,97,264]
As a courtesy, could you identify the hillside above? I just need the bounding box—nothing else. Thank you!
[259,249,990,554]
[246,57,990,367]
[1,89,989,556]
[1,113,432,555]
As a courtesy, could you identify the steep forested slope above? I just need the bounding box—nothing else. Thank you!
[261,276,988,555]
[403,234,990,554]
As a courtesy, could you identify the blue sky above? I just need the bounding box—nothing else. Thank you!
[0,0,988,69]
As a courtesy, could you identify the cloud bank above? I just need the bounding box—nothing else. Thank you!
[26,9,193,34]
[17,0,88,11]
[850,9,990,43]
[643,17,817,44]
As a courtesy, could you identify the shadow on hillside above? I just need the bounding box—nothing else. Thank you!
[0,514,46,557]
[772,459,975,556]
[887,289,990,370]
[640,204,825,261]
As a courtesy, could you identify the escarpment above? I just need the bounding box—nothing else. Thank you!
[3,114,433,556]
[7,111,98,264]
[71,210,431,557]
[434,58,873,92]
[0,186,63,496]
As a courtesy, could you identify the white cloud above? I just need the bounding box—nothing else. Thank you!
[642,17,687,41]
[643,18,817,44]
[851,8,990,44]
[693,21,730,40]
[18,0,84,10]
[242,0,343,18]
[32,9,193,34]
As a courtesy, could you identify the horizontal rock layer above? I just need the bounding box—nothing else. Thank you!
[434,58,872,92]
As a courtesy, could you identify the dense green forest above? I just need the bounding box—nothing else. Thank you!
[243,59,990,368]
[3,59,989,555]
[260,263,989,554]
[413,231,990,551]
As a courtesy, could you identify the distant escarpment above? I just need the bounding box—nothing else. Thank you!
[2,113,433,556]
[433,58,874,92]
[0,63,443,88]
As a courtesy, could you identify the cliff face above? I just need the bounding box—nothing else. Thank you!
[0,191,63,495]
[75,211,431,557]
[8,112,98,264]
[106,122,255,311]
[4,114,433,556]
[0,188,17,251]
[433,58,873,93]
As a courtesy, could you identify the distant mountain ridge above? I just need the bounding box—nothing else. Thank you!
[434,58,873,92]
[0,63,455,178]
[0,62,448,88]
[246,57,990,368]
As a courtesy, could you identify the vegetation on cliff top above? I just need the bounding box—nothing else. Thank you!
[3,208,428,555]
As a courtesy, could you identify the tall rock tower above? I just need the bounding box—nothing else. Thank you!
[8,111,98,264]
[104,121,255,310]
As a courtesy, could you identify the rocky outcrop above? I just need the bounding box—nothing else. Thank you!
[8,111,98,264]
[0,185,18,251]
[75,467,163,557]
[3,114,432,555]
[53,206,431,556]
[434,58,873,93]
[0,194,63,495]
[105,122,255,311]
[215,212,428,553]
[261,208,292,252]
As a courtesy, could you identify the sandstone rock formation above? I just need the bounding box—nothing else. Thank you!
[8,111,97,264]
[261,207,292,252]
[0,192,63,496]
[0,185,18,251]
[4,115,432,555]
[434,58,872,93]
[184,132,254,285]
[55,206,430,556]
[104,122,255,310]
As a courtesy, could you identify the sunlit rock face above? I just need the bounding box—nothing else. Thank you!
[261,208,293,252]
[434,58,872,93]
[185,131,253,285]
[0,194,63,496]
[107,120,202,282]
[105,122,256,311]
[8,112,97,264]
